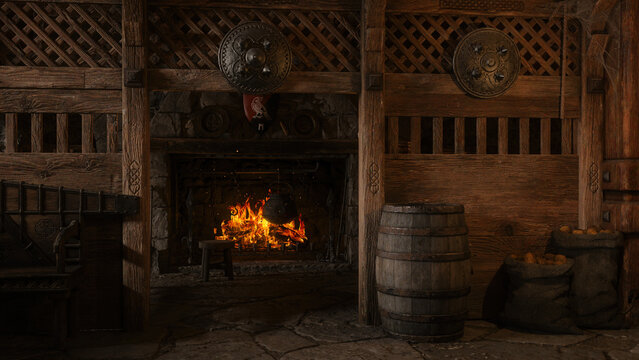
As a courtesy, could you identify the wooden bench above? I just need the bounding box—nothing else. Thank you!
[0,220,80,348]
[199,240,234,281]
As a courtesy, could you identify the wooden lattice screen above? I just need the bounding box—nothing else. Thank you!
[148,7,361,72]
[0,2,122,67]
[385,14,581,76]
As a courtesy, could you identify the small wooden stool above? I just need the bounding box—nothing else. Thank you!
[199,240,234,281]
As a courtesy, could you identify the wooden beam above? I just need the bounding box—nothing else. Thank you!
[433,117,443,154]
[498,117,508,155]
[591,0,620,32]
[0,66,121,90]
[107,114,119,153]
[5,113,18,153]
[0,153,122,193]
[82,114,95,153]
[387,117,399,154]
[385,74,580,118]
[30,113,43,153]
[455,117,464,154]
[148,0,359,10]
[386,0,557,17]
[148,69,360,94]
[151,138,358,155]
[621,0,639,158]
[359,0,385,325]
[476,117,486,154]
[122,0,150,330]
[541,118,551,154]
[519,118,529,155]
[579,34,608,228]
[0,89,121,113]
[56,114,69,153]
[8,0,120,4]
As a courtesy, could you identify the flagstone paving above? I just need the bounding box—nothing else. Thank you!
[3,268,638,360]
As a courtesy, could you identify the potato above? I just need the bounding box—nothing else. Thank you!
[560,225,572,233]
[544,253,555,260]
[572,229,585,234]
[508,254,518,260]
[523,252,535,264]
[554,254,567,264]
[600,229,613,234]
[587,227,599,235]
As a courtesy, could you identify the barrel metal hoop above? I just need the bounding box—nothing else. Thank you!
[378,225,468,237]
[376,249,471,262]
[380,309,468,324]
[376,285,471,298]
[382,328,464,343]
[383,203,465,214]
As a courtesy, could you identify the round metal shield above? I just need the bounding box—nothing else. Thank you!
[218,22,292,95]
[453,28,520,98]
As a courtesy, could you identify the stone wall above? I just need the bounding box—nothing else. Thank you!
[150,91,358,274]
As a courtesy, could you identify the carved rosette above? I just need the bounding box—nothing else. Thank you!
[453,28,520,98]
[218,22,292,95]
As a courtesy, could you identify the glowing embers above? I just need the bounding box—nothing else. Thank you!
[219,195,306,250]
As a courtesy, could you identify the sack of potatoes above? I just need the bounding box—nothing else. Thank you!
[558,225,612,235]
[509,252,567,266]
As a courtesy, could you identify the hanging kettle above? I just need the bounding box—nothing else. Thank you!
[263,183,297,225]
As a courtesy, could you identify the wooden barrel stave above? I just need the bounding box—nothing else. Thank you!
[376,203,470,342]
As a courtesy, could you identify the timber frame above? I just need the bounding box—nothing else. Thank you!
[0,0,638,328]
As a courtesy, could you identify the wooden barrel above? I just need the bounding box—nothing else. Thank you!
[376,203,471,342]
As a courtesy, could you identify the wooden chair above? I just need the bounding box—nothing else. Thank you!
[0,220,81,349]
[199,240,234,281]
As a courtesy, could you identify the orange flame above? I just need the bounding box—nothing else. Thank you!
[219,195,306,250]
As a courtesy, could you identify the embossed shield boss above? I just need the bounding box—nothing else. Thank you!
[218,22,292,95]
[453,28,520,98]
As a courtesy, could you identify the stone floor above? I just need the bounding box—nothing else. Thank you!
[2,267,639,360]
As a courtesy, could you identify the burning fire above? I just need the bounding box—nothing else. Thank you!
[219,195,306,250]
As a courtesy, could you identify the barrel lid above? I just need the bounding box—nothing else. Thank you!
[383,203,465,214]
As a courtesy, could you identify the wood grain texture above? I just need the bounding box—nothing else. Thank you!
[476,117,486,155]
[519,118,529,154]
[0,153,122,193]
[359,0,385,325]
[454,117,464,154]
[562,118,572,154]
[56,114,69,153]
[385,154,579,318]
[621,0,639,158]
[541,118,551,154]
[148,70,360,94]
[0,67,121,90]
[602,160,639,191]
[82,114,95,153]
[107,114,119,153]
[30,114,43,153]
[0,90,121,113]
[385,75,580,118]
[387,117,399,154]
[149,0,358,10]
[410,117,421,154]
[386,0,557,16]
[579,34,607,228]
[122,0,150,331]
[433,117,443,154]
[498,117,508,155]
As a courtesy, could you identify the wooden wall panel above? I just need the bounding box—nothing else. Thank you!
[385,154,579,318]
[0,153,122,193]
[385,74,580,118]
[0,90,121,113]
[386,0,557,16]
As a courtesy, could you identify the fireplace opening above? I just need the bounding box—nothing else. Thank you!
[168,156,352,269]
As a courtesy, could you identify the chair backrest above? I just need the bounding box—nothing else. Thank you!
[53,220,79,273]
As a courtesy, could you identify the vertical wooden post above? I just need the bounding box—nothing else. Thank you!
[454,117,464,154]
[519,118,529,154]
[498,117,508,154]
[433,117,443,154]
[619,0,639,325]
[359,0,386,325]
[5,114,17,153]
[561,118,572,154]
[409,117,421,154]
[107,114,119,153]
[579,34,607,228]
[56,114,69,153]
[82,114,95,153]
[31,114,43,153]
[122,0,150,330]
[541,118,551,154]
[476,117,486,154]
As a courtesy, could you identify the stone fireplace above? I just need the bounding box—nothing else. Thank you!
[149,91,358,274]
